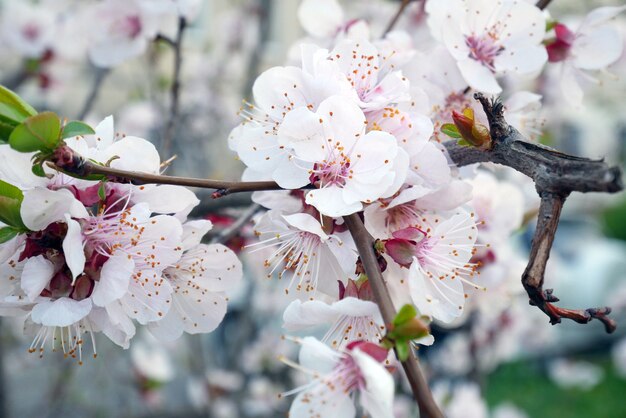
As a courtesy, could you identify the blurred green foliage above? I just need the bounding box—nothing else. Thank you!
[485,357,626,418]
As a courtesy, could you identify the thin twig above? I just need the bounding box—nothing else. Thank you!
[445,93,622,332]
[536,0,553,10]
[209,203,262,244]
[343,214,443,418]
[78,67,110,120]
[162,17,186,157]
[383,0,414,36]
[46,160,285,196]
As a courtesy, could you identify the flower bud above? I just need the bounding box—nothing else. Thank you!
[451,108,492,148]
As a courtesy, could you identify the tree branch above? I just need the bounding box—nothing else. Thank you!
[161,17,186,157]
[46,159,285,196]
[536,0,553,10]
[343,214,444,418]
[78,67,109,120]
[444,93,622,333]
[383,0,415,36]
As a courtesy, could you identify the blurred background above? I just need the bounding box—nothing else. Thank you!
[0,0,626,417]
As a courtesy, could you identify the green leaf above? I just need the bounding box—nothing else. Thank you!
[0,226,20,244]
[61,121,95,139]
[9,111,61,153]
[31,163,46,177]
[393,304,417,326]
[441,123,462,139]
[546,20,557,32]
[0,85,37,124]
[98,181,107,201]
[457,139,471,147]
[0,179,26,230]
[395,341,410,362]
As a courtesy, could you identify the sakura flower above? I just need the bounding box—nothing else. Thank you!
[327,39,411,111]
[282,337,394,418]
[297,0,345,39]
[385,210,480,323]
[440,0,547,94]
[250,209,354,296]
[283,279,384,349]
[85,0,160,68]
[148,219,243,341]
[545,6,626,106]
[276,95,407,216]
[0,0,56,58]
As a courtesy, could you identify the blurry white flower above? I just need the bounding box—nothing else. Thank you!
[548,359,604,390]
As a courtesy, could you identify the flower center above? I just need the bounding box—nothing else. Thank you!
[309,159,351,188]
[465,34,503,72]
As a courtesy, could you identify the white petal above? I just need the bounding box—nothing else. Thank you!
[277,107,327,163]
[299,336,341,374]
[101,136,161,174]
[317,96,366,151]
[132,185,200,215]
[353,348,395,418]
[0,145,47,189]
[91,253,134,306]
[282,299,339,331]
[297,0,343,38]
[457,59,502,94]
[573,27,623,70]
[120,271,174,324]
[290,388,356,418]
[181,219,213,250]
[282,213,328,239]
[408,261,464,323]
[62,216,85,283]
[31,297,92,327]
[21,188,88,231]
[305,187,362,217]
[21,255,55,302]
[494,45,547,76]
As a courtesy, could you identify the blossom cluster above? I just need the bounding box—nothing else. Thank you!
[0,117,242,362]
[0,0,624,416]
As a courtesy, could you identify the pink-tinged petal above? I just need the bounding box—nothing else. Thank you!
[352,348,395,418]
[572,27,623,70]
[21,255,55,302]
[31,297,92,327]
[347,341,388,363]
[91,253,134,307]
[62,216,85,283]
[297,0,343,38]
[21,188,88,231]
[181,220,213,251]
[457,59,502,94]
[282,299,339,331]
[391,227,425,241]
[384,239,416,268]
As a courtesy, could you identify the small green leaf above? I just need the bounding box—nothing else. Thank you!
[9,111,61,153]
[0,226,20,244]
[0,179,26,230]
[98,181,107,201]
[0,85,37,125]
[441,123,462,139]
[31,163,46,177]
[61,121,95,139]
[457,139,471,147]
[395,341,410,362]
[546,20,557,32]
[393,304,418,326]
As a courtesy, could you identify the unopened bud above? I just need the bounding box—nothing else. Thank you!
[451,108,491,148]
